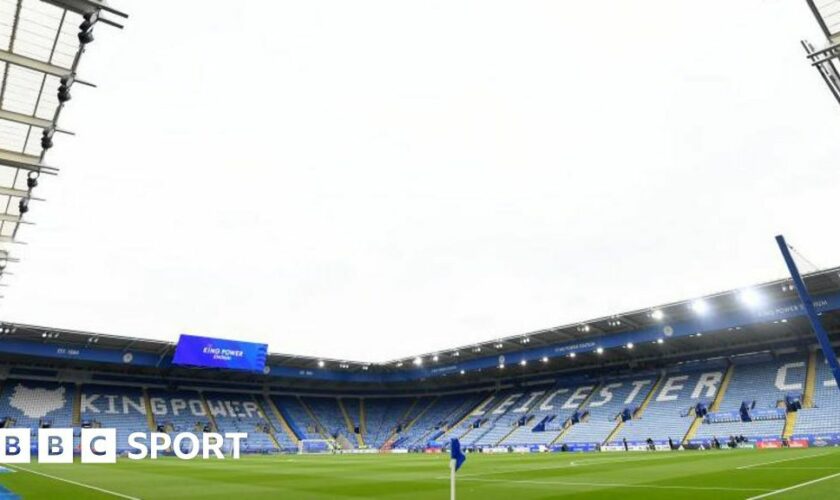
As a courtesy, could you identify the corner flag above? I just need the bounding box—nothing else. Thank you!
[450,438,466,471]
[449,438,466,500]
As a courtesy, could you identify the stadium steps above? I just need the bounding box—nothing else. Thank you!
[710,363,735,412]
[804,350,818,408]
[199,392,219,432]
[338,398,365,447]
[297,396,330,440]
[464,391,528,444]
[264,396,300,446]
[782,409,798,439]
[72,384,81,426]
[633,373,665,418]
[458,426,477,441]
[445,393,494,434]
[495,419,524,446]
[498,388,568,446]
[360,398,367,438]
[142,388,155,430]
[411,398,450,444]
[252,395,282,450]
[382,397,422,445]
[603,374,664,444]
[550,383,601,446]
[683,363,734,444]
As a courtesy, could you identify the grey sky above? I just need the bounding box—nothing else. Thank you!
[2,0,838,362]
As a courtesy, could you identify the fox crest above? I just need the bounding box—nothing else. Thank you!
[9,384,66,418]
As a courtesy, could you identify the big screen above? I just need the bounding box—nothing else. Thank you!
[172,334,268,372]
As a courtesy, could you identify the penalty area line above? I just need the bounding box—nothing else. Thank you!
[458,477,772,493]
[745,471,840,500]
[736,451,832,470]
[2,464,141,500]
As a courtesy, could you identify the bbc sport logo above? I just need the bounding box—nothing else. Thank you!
[0,429,247,463]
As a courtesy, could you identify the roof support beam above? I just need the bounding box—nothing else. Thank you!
[0,149,58,174]
[0,50,71,78]
[0,186,30,198]
[43,0,129,20]
[0,109,71,135]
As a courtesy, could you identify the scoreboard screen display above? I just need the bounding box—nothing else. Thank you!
[172,334,268,372]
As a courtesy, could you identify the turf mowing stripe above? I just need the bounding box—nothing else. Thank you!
[736,451,832,470]
[2,464,141,500]
[458,477,773,492]
[745,471,840,500]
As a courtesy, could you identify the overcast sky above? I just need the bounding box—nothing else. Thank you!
[1,0,838,362]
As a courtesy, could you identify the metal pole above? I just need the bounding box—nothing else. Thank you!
[775,235,840,389]
[450,458,456,500]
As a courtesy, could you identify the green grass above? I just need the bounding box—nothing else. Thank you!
[2,448,840,499]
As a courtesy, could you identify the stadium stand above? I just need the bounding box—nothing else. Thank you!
[300,397,357,448]
[393,393,488,448]
[204,392,277,453]
[692,355,805,443]
[1,269,840,454]
[148,389,211,434]
[557,377,655,445]
[793,353,840,437]
[0,353,837,454]
[272,396,324,441]
[614,368,725,445]
[80,384,149,451]
[363,397,413,448]
[500,384,597,446]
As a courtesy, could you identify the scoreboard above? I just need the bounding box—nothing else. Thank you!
[172,334,268,372]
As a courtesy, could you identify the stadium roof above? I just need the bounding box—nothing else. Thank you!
[1,265,839,390]
[0,0,126,292]
[804,0,840,105]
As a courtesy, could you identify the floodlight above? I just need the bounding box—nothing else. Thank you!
[738,288,763,307]
[650,309,664,321]
[596,347,604,354]
[690,299,710,315]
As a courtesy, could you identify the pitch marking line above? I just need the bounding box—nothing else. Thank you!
[745,471,840,500]
[437,452,716,480]
[2,464,141,500]
[459,477,772,493]
[736,451,832,470]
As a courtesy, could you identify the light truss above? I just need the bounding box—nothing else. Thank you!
[804,0,840,106]
[0,0,126,290]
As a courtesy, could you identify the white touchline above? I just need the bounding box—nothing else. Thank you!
[737,452,832,470]
[459,477,772,492]
[2,464,141,500]
[745,471,840,500]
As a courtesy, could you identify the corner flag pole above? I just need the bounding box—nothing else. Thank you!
[775,235,840,389]
[449,437,465,500]
[450,457,456,500]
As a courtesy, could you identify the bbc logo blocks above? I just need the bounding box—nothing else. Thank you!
[0,429,116,464]
[0,429,245,463]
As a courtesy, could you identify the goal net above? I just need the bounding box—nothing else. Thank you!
[298,439,335,455]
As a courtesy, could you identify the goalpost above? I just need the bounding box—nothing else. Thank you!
[298,439,336,455]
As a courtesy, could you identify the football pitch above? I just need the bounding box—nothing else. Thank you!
[1,448,839,499]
